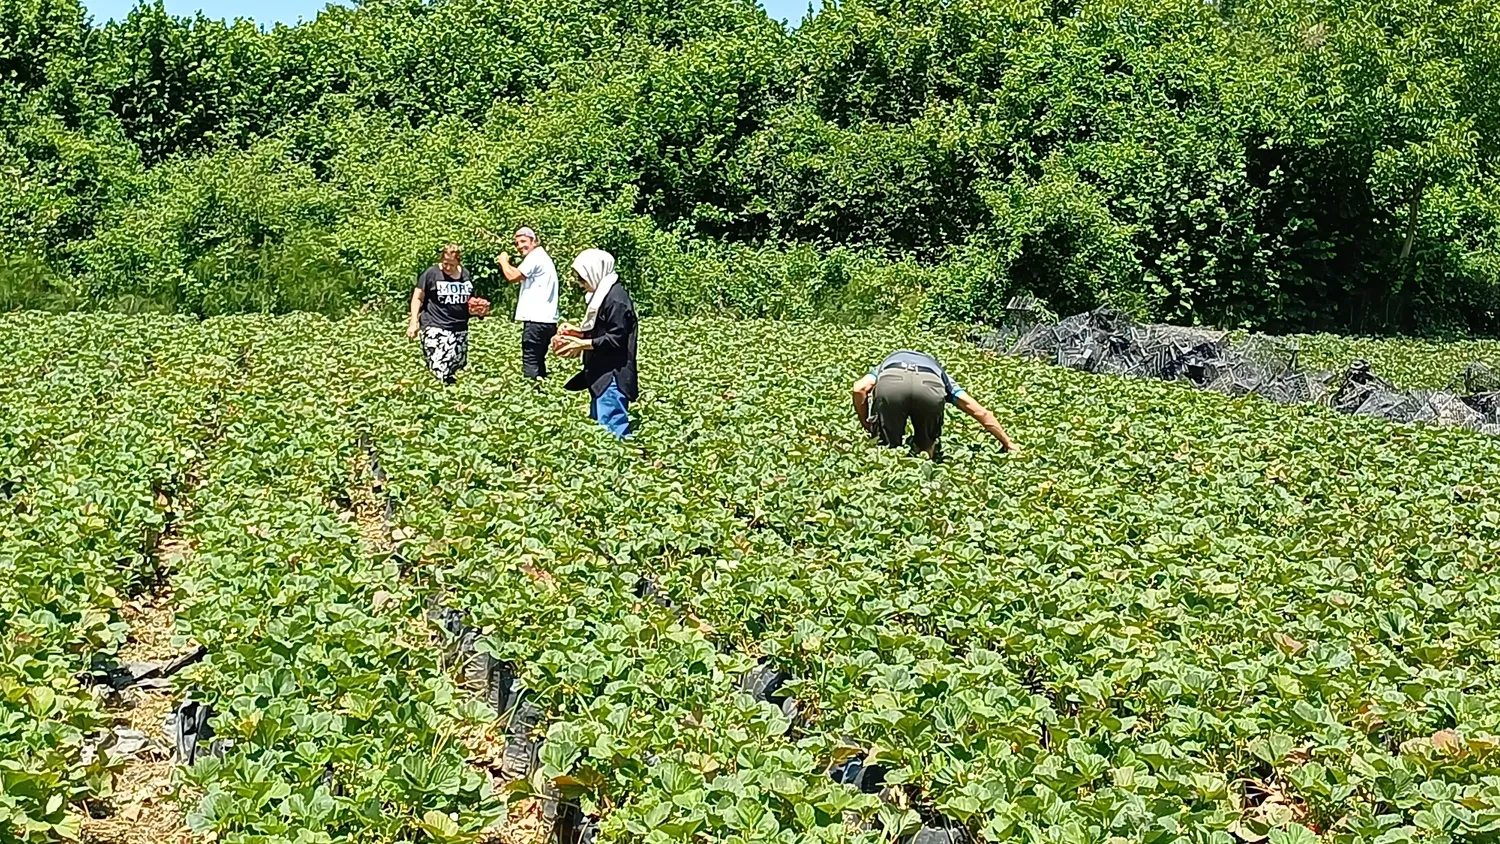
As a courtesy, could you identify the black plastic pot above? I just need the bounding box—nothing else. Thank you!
[320,761,345,797]
[740,662,813,732]
[633,575,674,609]
[912,825,967,844]
[480,655,519,716]
[429,606,517,716]
[739,662,789,702]
[429,606,469,642]
[542,785,600,844]
[170,699,225,765]
[829,753,887,794]
[500,696,544,780]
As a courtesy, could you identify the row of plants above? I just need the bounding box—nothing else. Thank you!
[6,313,1500,842]
[361,317,1500,841]
[364,338,893,841]
[0,314,213,839]
[161,315,503,841]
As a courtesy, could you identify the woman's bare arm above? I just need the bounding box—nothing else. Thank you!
[407,288,424,339]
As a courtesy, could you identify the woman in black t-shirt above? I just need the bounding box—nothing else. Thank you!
[407,243,474,383]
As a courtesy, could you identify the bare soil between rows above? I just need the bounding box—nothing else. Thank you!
[81,537,195,844]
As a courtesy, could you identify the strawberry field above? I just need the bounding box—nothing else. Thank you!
[4,313,1500,844]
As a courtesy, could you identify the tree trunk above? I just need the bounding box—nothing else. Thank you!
[1400,174,1427,263]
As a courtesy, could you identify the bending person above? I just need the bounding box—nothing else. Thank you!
[407,243,475,384]
[554,249,637,438]
[851,350,1019,458]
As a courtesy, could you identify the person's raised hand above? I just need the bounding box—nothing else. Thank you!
[497,252,511,266]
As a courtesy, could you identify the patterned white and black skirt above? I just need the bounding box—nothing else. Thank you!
[421,326,469,383]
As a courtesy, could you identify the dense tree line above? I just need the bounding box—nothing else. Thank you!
[1,0,1497,333]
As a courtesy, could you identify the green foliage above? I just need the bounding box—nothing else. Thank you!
[1,0,1500,331]
[0,111,140,263]
[6,313,1500,840]
[1294,333,1500,389]
[0,0,98,122]
[0,314,210,840]
[79,138,358,314]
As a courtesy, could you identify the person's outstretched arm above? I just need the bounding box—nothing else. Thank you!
[851,374,876,434]
[407,287,424,340]
[954,393,1020,452]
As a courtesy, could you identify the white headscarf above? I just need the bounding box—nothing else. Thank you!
[573,249,618,332]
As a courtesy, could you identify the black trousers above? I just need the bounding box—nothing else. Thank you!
[521,321,557,378]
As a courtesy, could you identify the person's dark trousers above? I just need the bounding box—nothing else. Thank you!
[871,367,946,455]
[521,321,557,379]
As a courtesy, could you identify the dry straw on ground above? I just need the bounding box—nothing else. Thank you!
[81,552,194,844]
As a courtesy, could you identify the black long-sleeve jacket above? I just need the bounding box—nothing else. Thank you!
[565,283,638,400]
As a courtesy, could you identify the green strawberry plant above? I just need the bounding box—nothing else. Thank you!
[0,314,228,841]
[3,313,1498,844]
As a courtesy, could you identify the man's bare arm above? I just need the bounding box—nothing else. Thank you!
[955,393,1019,452]
[496,253,525,283]
[851,374,876,434]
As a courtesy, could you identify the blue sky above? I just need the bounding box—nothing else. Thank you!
[83,0,817,27]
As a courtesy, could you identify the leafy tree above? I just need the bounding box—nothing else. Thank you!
[0,0,1496,331]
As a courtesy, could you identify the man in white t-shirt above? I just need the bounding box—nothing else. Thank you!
[496,226,560,380]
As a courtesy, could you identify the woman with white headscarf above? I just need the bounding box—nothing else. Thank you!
[554,248,637,437]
